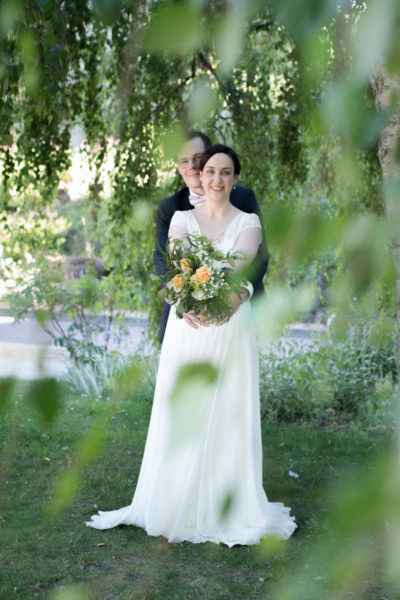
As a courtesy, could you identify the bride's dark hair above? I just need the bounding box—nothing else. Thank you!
[198,144,241,175]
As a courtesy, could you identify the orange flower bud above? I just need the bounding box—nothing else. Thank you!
[172,274,184,291]
[180,258,192,272]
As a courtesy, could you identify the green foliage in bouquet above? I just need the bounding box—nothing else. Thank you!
[157,234,246,321]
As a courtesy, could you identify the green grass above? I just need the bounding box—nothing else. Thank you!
[0,385,398,600]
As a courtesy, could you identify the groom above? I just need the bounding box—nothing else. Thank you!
[154,131,269,343]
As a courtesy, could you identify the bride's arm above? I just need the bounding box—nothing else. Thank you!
[212,226,261,326]
[231,226,262,271]
[168,225,188,249]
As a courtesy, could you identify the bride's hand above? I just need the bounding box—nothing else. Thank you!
[182,308,213,328]
[182,309,202,329]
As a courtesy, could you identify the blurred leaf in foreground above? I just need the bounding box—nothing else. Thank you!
[49,584,89,600]
[142,4,202,55]
[169,362,219,449]
[273,456,400,599]
[158,123,186,162]
[28,378,62,425]
[0,378,15,415]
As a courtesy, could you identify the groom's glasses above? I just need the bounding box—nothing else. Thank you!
[177,153,203,169]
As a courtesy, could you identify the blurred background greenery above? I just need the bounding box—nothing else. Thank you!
[1,0,400,598]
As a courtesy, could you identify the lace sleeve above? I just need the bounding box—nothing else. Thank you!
[168,211,189,245]
[169,211,189,230]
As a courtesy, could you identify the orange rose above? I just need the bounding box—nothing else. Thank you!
[180,258,192,272]
[172,274,184,291]
[194,265,211,285]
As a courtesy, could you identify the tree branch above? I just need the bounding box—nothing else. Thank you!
[197,52,226,91]
[247,21,274,35]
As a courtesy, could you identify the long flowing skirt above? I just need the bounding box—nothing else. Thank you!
[86,304,296,546]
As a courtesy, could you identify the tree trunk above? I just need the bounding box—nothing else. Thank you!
[371,67,400,455]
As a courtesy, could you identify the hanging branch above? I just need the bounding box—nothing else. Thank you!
[247,21,274,34]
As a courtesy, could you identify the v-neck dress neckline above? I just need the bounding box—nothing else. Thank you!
[189,210,242,243]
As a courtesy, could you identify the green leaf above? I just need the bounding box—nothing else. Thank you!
[219,490,234,520]
[188,80,219,122]
[169,361,219,448]
[142,4,202,55]
[171,361,219,406]
[49,585,89,600]
[215,7,247,75]
[28,378,62,425]
[0,377,15,415]
[158,124,186,161]
[47,469,79,517]
[91,0,123,25]
[76,427,105,464]
[175,302,185,318]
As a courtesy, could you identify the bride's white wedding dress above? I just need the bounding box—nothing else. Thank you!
[86,210,296,545]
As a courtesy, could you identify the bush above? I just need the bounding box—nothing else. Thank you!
[260,321,397,425]
[64,351,158,401]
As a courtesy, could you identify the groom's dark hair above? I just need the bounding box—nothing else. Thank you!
[186,130,212,149]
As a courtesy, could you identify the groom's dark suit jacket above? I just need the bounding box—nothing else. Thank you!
[154,185,269,344]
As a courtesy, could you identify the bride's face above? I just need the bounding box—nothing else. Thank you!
[200,153,238,202]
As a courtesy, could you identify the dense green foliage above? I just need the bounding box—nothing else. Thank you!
[260,328,397,424]
[0,0,389,342]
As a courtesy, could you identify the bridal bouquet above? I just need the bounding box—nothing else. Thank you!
[158,234,245,321]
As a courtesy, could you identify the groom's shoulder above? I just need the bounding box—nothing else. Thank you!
[158,187,188,213]
[233,184,255,198]
[230,185,257,209]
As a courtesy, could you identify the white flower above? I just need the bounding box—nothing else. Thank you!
[192,289,206,300]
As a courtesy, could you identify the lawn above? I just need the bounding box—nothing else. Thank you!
[0,382,398,599]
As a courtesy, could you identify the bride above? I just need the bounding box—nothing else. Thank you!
[86,145,296,545]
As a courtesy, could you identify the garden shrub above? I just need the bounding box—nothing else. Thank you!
[259,320,397,424]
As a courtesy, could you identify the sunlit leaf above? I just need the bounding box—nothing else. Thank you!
[353,0,397,83]
[49,584,89,600]
[158,123,185,162]
[28,378,62,425]
[253,284,316,338]
[47,469,79,517]
[219,490,234,520]
[268,0,336,44]
[76,427,104,464]
[258,534,285,557]
[0,0,22,36]
[131,200,153,230]
[171,361,219,405]
[215,7,247,75]
[142,4,202,55]
[264,203,294,244]
[386,516,400,583]
[91,0,123,25]
[116,359,143,396]
[169,361,219,448]
[0,378,14,414]
[188,80,218,122]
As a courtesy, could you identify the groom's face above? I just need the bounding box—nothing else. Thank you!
[177,137,206,194]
